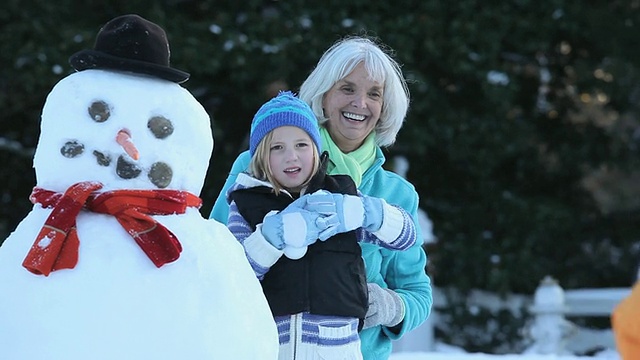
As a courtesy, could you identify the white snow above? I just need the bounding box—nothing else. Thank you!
[391,343,621,360]
[0,69,279,359]
[390,351,620,360]
[37,235,52,248]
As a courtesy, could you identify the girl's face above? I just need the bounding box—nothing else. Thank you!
[268,126,315,193]
[322,62,383,153]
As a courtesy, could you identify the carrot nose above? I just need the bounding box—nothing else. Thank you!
[116,129,140,160]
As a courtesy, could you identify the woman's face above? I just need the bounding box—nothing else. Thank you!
[268,126,315,193]
[322,62,383,153]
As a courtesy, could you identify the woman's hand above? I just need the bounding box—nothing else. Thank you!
[363,283,405,329]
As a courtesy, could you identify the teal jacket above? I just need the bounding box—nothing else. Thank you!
[210,148,433,360]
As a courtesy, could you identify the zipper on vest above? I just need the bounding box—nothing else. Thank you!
[292,313,301,358]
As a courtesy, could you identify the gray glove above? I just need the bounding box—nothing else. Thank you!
[363,283,405,329]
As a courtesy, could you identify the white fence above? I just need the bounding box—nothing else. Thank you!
[525,276,630,355]
[392,276,632,355]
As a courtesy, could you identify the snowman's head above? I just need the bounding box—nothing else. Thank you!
[33,69,213,195]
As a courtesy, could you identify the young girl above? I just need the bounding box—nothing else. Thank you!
[226,91,417,360]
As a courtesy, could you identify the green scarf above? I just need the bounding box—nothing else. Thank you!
[320,127,376,187]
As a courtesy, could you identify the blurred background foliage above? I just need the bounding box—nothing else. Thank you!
[1,0,639,353]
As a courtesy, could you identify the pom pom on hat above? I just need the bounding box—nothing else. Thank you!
[250,91,321,156]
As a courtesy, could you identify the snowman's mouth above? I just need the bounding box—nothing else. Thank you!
[91,150,172,188]
[93,150,112,166]
[116,155,142,179]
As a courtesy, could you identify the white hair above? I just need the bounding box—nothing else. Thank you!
[299,36,410,147]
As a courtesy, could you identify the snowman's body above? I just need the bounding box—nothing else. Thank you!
[0,70,278,359]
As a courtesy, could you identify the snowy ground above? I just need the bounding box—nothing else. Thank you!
[390,353,620,360]
[386,282,627,360]
[390,343,621,360]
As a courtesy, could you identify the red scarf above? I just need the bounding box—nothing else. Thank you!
[22,181,202,276]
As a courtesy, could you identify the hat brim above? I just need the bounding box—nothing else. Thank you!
[69,49,190,84]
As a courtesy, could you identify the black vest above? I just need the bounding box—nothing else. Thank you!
[230,172,368,320]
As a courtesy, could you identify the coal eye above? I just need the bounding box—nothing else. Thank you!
[88,100,110,122]
[148,116,174,139]
[60,141,84,158]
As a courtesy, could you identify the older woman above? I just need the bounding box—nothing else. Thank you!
[210,36,432,359]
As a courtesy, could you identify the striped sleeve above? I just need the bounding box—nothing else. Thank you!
[228,200,283,280]
[357,204,416,251]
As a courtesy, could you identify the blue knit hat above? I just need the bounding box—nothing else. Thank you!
[250,91,321,156]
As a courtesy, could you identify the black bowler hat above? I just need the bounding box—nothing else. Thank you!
[69,14,190,83]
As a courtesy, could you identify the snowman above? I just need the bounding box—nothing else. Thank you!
[0,14,278,359]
